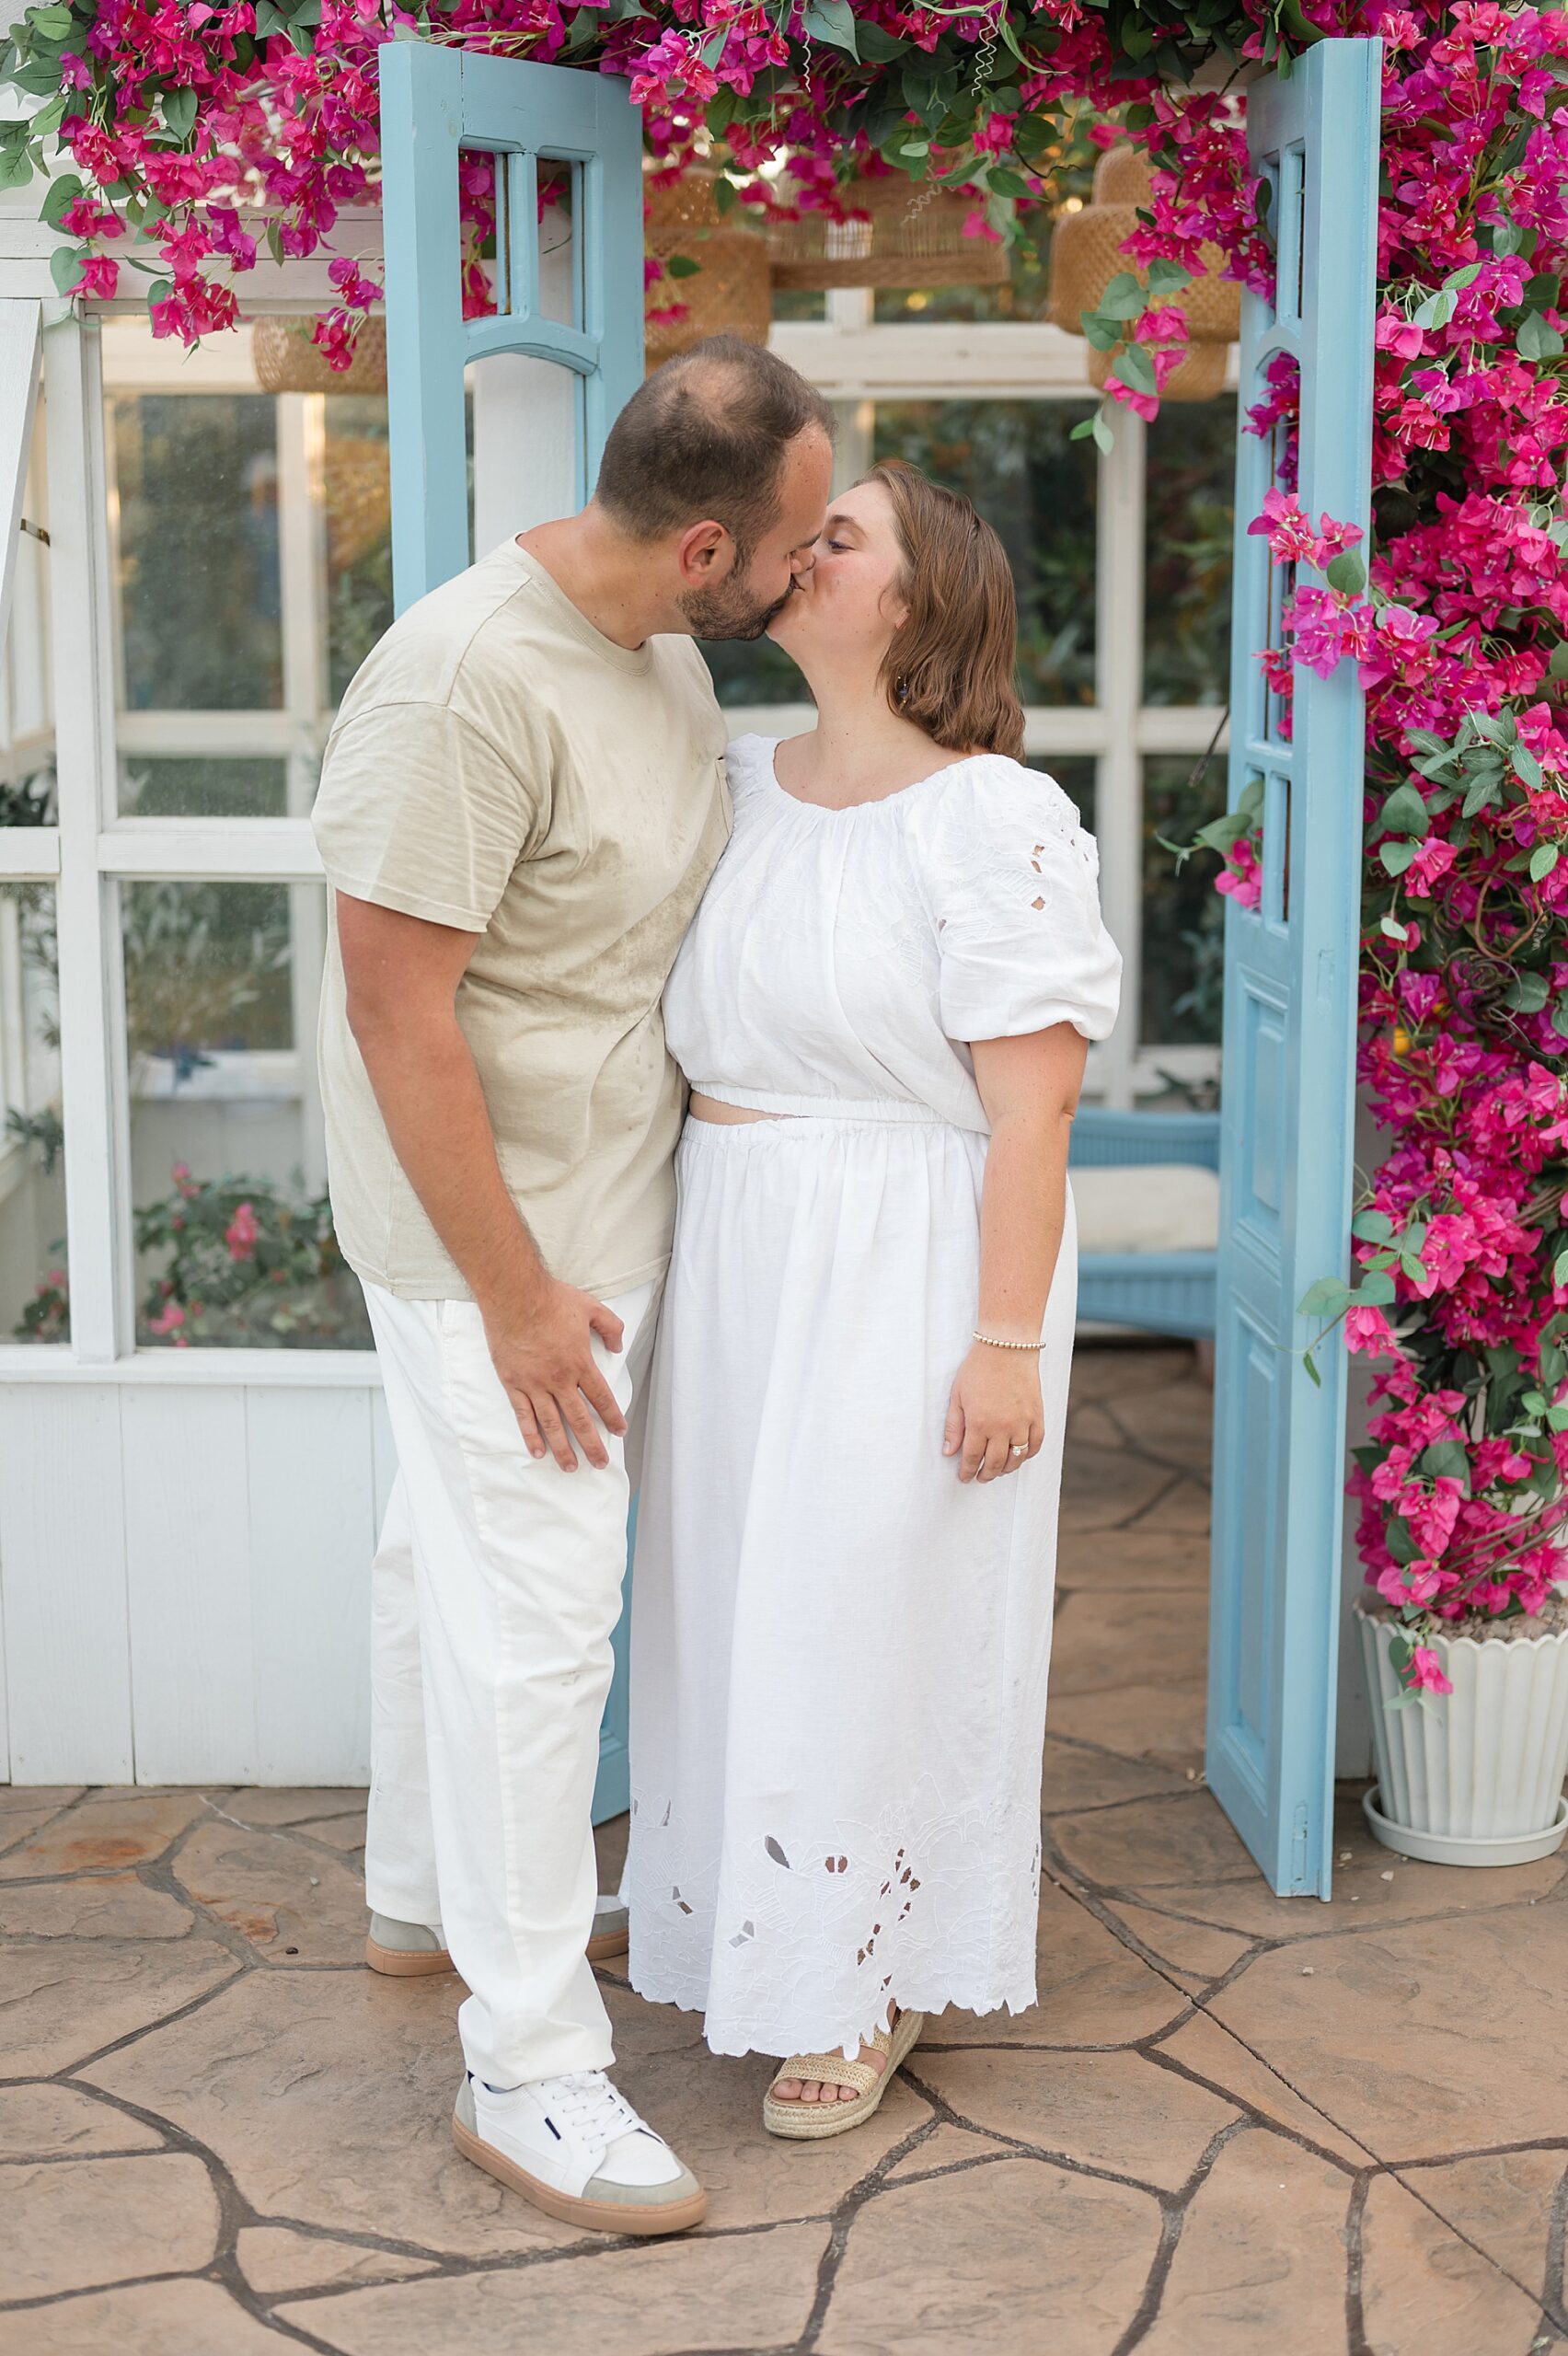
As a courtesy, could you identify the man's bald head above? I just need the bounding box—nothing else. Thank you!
[594,335,835,568]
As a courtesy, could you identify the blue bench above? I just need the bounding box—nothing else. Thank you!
[1068,1107,1221,1341]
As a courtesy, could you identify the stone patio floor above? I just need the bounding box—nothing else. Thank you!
[2,1343,1565,2354]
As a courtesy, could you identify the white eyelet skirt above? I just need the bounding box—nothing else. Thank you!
[626,1107,1078,2061]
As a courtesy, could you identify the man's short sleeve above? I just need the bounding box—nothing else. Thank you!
[313,699,542,932]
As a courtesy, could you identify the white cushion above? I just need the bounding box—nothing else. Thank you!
[1073,1163,1220,1256]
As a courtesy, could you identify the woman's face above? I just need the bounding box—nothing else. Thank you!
[766,477,908,674]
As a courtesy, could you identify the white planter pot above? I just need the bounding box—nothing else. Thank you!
[1355,1601,1568,1866]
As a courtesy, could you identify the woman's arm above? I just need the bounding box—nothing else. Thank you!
[943,1022,1089,1484]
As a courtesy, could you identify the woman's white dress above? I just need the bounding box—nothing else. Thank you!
[626,733,1122,2060]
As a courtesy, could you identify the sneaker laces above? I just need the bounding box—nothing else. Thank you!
[548,2070,645,2154]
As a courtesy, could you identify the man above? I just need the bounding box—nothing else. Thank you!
[312,337,834,2235]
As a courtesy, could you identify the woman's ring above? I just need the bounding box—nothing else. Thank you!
[1009,1443,1027,1459]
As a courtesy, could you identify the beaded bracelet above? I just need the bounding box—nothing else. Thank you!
[973,1330,1045,1351]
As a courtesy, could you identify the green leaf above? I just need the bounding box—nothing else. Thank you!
[1097,271,1147,321]
[1554,1248,1568,1286]
[1353,1209,1395,1243]
[1412,287,1455,331]
[856,20,905,60]
[39,171,81,232]
[1522,1389,1550,1416]
[1112,341,1158,398]
[663,252,700,279]
[1514,743,1543,790]
[1302,1346,1321,1388]
[161,87,198,142]
[1072,406,1113,456]
[1379,781,1430,837]
[1420,1440,1471,1483]
[1530,842,1560,883]
[1504,972,1551,1014]
[1146,257,1193,298]
[29,6,73,34]
[987,167,1032,200]
[1385,1517,1419,1566]
[1326,551,1366,596]
[47,241,84,296]
[802,0,858,55]
[1299,1276,1352,1317]
[1355,1268,1398,1306]
[1550,643,1568,680]
[1081,311,1124,352]
[1379,838,1418,876]
[1517,310,1564,362]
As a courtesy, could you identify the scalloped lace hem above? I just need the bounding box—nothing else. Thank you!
[626,1962,1040,2062]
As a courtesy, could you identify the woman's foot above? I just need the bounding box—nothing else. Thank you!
[771,2006,898,2106]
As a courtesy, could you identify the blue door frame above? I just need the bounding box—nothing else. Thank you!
[378,40,644,1819]
[1206,39,1381,1900]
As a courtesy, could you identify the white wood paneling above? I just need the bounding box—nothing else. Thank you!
[121,1383,253,1781]
[0,1383,133,1781]
[248,1386,375,1784]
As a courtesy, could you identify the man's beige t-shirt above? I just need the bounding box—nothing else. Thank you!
[313,538,730,1302]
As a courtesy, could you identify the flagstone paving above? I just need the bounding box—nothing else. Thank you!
[2,1342,1564,2354]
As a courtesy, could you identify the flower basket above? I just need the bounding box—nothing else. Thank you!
[645,169,771,369]
[764,171,1008,294]
[252,313,387,394]
[1355,1600,1568,1866]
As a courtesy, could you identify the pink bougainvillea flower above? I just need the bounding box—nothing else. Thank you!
[225,1202,260,1263]
[1409,1645,1455,1695]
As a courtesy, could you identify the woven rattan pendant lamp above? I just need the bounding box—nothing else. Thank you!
[1049,144,1239,401]
[253,315,388,394]
[764,168,1009,293]
[644,167,772,369]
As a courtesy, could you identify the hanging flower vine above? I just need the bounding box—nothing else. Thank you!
[4,0,1568,1687]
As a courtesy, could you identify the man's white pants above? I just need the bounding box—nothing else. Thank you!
[361,1276,658,2090]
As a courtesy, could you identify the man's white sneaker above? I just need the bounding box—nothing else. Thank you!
[452,2069,706,2235]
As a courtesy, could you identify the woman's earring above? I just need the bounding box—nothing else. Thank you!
[894,677,910,705]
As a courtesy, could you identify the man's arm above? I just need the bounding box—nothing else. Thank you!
[337,891,627,1472]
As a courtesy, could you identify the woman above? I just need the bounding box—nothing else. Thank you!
[626,459,1122,2137]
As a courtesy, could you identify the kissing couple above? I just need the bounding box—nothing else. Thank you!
[312,334,1120,2234]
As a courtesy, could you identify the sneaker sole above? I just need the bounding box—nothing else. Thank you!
[452,2112,707,2236]
[364,1935,455,1978]
[367,1926,628,1977]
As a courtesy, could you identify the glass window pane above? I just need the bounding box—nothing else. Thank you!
[1143,398,1235,709]
[1,885,67,1342]
[123,880,370,1350]
[871,400,1098,706]
[1141,755,1227,1049]
[323,398,394,707]
[3,385,53,830]
[119,756,288,818]
[110,392,282,710]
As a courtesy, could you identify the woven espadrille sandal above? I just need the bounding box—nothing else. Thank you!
[763,2008,925,2141]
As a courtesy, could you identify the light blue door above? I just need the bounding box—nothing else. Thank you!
[1208,39,1381,1898]
[378,42,645,1818]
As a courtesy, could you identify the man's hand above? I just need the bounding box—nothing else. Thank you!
[484,1278,628,1471]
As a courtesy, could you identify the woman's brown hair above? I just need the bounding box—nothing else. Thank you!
[865,456,1026,762]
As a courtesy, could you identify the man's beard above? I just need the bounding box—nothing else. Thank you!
[679,570,797,641]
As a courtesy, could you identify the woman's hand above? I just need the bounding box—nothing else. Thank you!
[943,1343,1043,1484]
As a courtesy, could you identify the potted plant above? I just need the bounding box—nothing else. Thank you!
[1320,1180,1568,1868]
